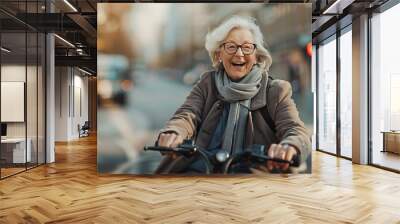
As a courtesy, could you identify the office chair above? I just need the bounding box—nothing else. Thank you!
[79,121,90,138]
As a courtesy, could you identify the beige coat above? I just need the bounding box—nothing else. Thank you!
[160,70,311,163]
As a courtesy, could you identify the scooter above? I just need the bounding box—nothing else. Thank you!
[144,139,300,174]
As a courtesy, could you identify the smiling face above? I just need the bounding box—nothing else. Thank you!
[218,28,257,81]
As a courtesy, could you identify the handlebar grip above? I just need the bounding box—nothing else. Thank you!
[144,145,197,155]
[267,154,301,167]
[250,153,301,167]
[290,153,300,167]
[144,146,174,152]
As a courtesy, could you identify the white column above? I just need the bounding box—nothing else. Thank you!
[46,33,55,163]
[352,14,369,164]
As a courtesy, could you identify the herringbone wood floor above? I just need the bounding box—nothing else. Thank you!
[1,135,400,224]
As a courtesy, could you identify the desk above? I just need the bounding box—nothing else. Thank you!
[381,131,400,154]
[1,138,31,163]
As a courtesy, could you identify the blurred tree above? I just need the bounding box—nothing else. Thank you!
[98,4,136,60]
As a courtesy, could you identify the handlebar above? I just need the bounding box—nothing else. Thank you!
[222,150,300,174]
[144,140,301,174]
[144,140,213,174]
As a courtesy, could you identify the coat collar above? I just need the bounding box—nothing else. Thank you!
[213,70,269,111]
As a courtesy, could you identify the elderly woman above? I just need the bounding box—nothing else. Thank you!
[156,16,311,173]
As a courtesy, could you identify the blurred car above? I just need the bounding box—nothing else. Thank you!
[98,54,134,107]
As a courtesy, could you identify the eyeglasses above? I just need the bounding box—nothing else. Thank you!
[221,42,256,55]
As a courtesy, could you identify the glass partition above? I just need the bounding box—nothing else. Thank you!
[0,1,46,179]
[1,30,28,177]
[38,32,45,165]
[27,30,38,169]
[339,28,352,158]
[27,0,36,170]
[317,36,337,154]
[371,3,400,171]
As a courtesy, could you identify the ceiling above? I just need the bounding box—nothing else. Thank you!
[0,0,98,74]
[311,0,390,43]
[0,0,394,74]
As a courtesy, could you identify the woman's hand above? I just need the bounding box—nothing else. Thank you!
[158,132,184,148]
[266,143,298,172]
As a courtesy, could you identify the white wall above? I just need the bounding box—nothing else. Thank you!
[55,67,89,141]
[1,65,35,138]
[1,65,26,81]
[1,66,26,129]
[55,66,69,141]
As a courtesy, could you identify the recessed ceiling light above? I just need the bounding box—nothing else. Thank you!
[1,47,11,53]
[78,67,93,76]
[54,34,75,48]
[63,0,78,12]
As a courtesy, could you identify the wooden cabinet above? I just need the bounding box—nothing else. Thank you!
[382,132,400,154]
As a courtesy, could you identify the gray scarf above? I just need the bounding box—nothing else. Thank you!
[215,65,263,154]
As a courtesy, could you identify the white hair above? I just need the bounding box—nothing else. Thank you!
[205,15,272,71]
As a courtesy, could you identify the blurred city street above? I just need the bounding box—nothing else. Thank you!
[98,69,191,174]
